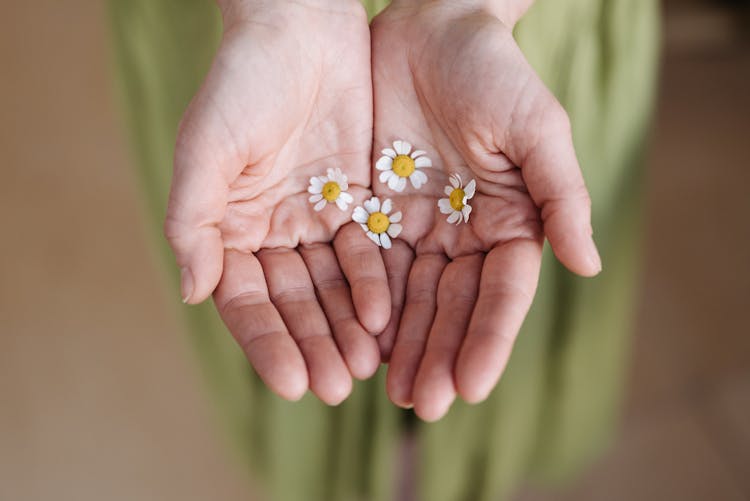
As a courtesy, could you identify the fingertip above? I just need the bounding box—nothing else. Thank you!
[387,390,414,409]
[355,290,391,334]
[281,378,309,402]
[311,369,353,406]
[412,371,456,423]
[460,389,490,405]
[180,267,194,304]
[269,365,309,402]
[347,343,381,381]
[413,396,453,423]
[385,365,413,409]
[337,321,381,380]
[320,377,353,407]
[553,233,602,278]
[172,231,224,304]
[545,215,602,277]
[263,352,309,402]
[334,223,392,334]
[455,355,494,405]
[582,235,603,277]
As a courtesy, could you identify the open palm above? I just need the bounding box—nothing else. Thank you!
[165,1,390,405]
[370,3,602,420]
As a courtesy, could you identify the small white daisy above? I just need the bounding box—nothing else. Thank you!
[438,173,476,225]
[376,140,432,192]
[351,196,403,249]
[308,167,354,212]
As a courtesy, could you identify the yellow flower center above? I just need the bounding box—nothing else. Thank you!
[449,188,465,211]
[322,181,341,202]
[366,212,390,234]
[391,155,416,178]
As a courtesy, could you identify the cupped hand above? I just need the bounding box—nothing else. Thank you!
[165,0,390,405]
[370,1,602,420]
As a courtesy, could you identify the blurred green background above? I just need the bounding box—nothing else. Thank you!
[1,0,748,500]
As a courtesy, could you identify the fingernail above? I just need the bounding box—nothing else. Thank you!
[588,239,602,274]
[180,267,194,304]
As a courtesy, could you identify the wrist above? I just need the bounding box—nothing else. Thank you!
[217,0,365,25]
[389,0,533,27]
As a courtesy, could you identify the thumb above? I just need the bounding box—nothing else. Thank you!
[164,103,239,304]
[514,100,601,277]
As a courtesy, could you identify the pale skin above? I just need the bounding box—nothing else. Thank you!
[166,0,600,418]
[167,0,389,405]
[371,0,601,421]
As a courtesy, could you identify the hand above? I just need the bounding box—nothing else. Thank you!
[370,0,602,420]
[165,0,390,405]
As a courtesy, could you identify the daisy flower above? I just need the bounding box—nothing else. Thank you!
[308,167,354,212]
[376,140,432,192]
[352,196,403,249]
[438,173,476,225]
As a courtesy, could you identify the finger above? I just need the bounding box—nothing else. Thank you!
[334,222,391,334]
[412,255,483,422]
[514,99,601,277]
[258,248,352,406]
[213,249,308,401]
[377,239,415,362]
[165,102,246,304]
[386,254,447,408]
[299,243,380,380]
[455,239,542,403]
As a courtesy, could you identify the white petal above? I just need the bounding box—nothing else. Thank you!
[411,149,427,159]
[360,223,369,232]
[387,173,402,191]
[449,175,460,188]
[381,148,397,158]
[388,211,402,223]
[352,206,369,223]
[334,169,348,187]
[464,179,476,198]
[437,198,453,214]
[367,231,381,246]
[462,204,472,223]
[447,211,461,224]
[376,156,394,171]
[380,233,392,249]
[443,185,453,196]
[314,199,327,212]
[393,140,411,155]
[335,198,349,211]
[364,197,380,214]
[409,169,428,189]
[414,156,432,168]
[310,177,324,190]
[380,170,393,183]
[309,194,324,203]
[339,192,354,203]
[387,223,402,238]
[381,198,392,215]
[396,177,407,192]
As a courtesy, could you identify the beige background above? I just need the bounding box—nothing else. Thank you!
[1,1,748,500]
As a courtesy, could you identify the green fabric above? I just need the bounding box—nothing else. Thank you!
[109,0,658,500]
